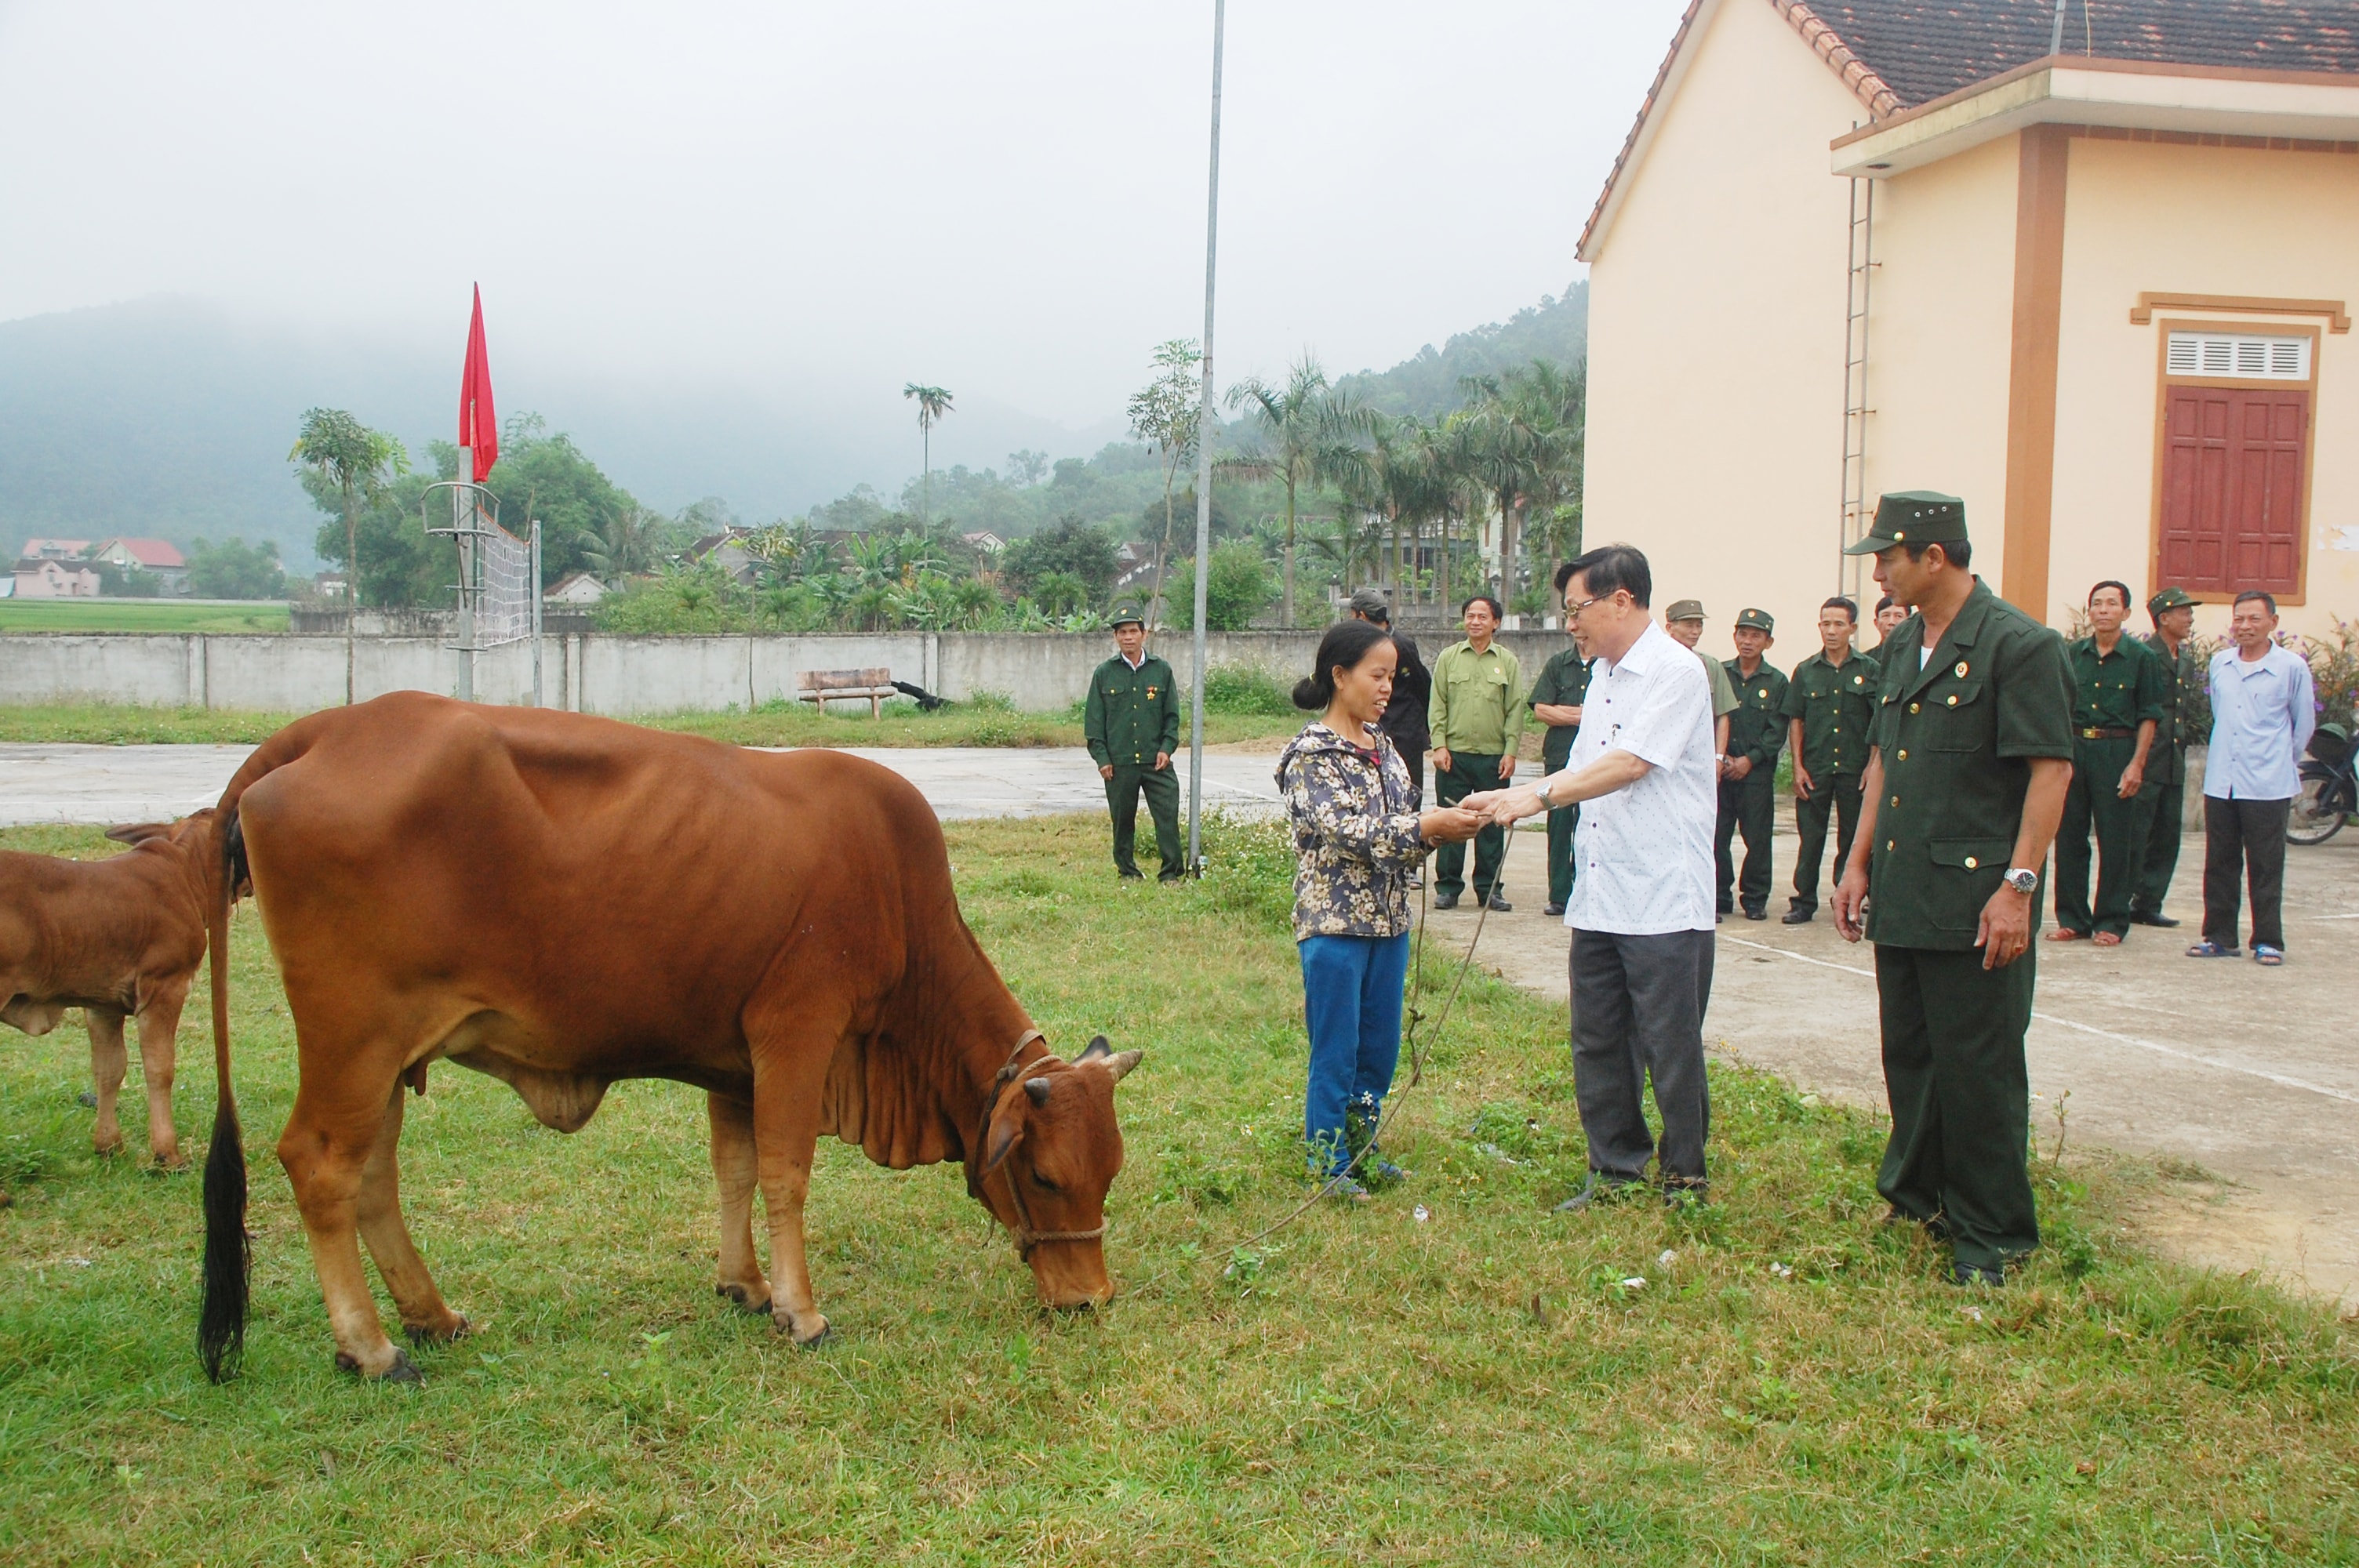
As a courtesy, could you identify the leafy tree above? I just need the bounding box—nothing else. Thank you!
[902,384,954,524]
[477,418,645,586]
[1005,448,1049,486]
[576,506,665,583]
[291,407,409,703]
[1126,339,1202,628]
[1223,354,1373,626]
[1169,543,1274,632]
[185,536,288,600]
[1001,513,1117,604]
[1459,359,1585,608]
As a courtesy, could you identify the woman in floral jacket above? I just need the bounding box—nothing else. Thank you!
[1276,619,1484,1199]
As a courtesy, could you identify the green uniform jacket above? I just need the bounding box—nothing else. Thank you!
[1866,581,2076,950]
[1527,645,1592,771]
[1084,653,1182,768]
[1694,647,1739,720]
[1780,648,1881,779]
[1721,658,1790,771]
[1428,640,1525,756]
[2066,636,2166,734]
[2141,630,2201,786]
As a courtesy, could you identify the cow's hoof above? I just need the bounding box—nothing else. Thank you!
[147,1156,189,1176]
[715,1283,771,1316]
[774,1311,831,1349]
[334,1348,423,1384]
[405,1313,472,1346]
[93,1138,125,1160]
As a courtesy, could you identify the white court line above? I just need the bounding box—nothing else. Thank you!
[1720,933,2359,1109]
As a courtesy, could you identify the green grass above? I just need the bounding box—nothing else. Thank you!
[0,601,289,634]
[2,817,2355,1563]
[0,699,1306,750]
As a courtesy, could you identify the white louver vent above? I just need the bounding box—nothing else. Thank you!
[2165,332,2311,381]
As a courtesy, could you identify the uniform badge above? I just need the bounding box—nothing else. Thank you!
[1757,688,1768,699]
[1954,662,1968,677]
[1146,686,1158,699]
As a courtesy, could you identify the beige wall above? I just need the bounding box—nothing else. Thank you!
[2051,136,2359,637]
[1857,133,2022,608]
[1583,0,1864,645]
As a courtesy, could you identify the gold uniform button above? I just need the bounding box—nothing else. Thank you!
[1964,855,1979,869]
[1886,839,1895,851]
[1946,695,1958,706]
[1896,748,1908,760]
[1890,796,1899,807]
[1909,702,1921,714]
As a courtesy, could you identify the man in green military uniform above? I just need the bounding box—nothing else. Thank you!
[1528,561,1594,916]
[1779,596,1880,924]
[1428,593,1524,910]
[1084,604,1184,882]
[1715,608,1787,920]
[1663,600,1738,760]
[2048,581,2165,946]
[2130,586,2201,927]
[1833,492,2074,1287]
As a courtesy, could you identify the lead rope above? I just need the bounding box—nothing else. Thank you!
[1120,800,1513,1298]
[969,1028,1111,1257]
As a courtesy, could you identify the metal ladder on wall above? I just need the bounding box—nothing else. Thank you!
[1837,171,1876,602]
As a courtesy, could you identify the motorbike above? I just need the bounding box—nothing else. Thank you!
[2288,720,2356,845]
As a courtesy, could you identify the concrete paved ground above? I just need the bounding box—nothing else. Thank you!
[0,742,1286,828]
[7,739,2352,1304]
[1428,821,2359,1308]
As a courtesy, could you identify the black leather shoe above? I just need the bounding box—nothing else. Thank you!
[1543,902,1565,916]
[1950,1261,2005,1288]
[1781,909,1814,924]
[2132,911,2181,928]
[1432,893,1459,910]
[1118,869,1144,881]
[1743,907,1768,921]
[1485,895,1513,913]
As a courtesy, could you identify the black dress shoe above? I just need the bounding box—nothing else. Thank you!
[2132,911,2181,928]
[1780,909,1814,924]
[1432,893,1459,910]
[1118,869,1145,881]
[1743,907,1768,921]
[1543,902,1565,916]
[1950,1261,2005,1288]
[1485,895,1513,912]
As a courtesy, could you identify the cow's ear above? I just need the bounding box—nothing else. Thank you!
[104,822,169,846]
[1078,1035,1112,1062]
[982,1098,1027,1176]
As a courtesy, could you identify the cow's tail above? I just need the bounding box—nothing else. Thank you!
[198,723,306,1384]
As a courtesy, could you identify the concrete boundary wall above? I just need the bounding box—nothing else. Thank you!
[0,629,1574,717]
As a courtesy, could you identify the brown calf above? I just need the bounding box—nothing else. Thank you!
[1,813,221,1170]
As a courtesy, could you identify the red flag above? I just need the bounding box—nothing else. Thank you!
[457,284,498,482]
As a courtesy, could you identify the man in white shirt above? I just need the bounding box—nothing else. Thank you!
[1467,544,1719,1205]
[2190,590,2317,966]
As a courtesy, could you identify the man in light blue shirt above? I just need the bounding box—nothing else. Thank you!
[2190,590,2315,966]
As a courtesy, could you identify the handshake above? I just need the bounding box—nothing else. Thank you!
[1453,784,1550,829]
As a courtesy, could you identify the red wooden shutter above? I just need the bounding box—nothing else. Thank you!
[2157,386,2306,595]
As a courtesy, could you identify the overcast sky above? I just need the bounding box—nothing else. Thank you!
[0,0,1685,468]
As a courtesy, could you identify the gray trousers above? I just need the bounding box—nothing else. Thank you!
[1569,927,1715,1190]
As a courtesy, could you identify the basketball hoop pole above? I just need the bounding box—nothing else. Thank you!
[455,447,475,702]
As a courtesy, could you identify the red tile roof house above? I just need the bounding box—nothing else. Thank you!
[91,537,190,595]
[1578,0,2359,637]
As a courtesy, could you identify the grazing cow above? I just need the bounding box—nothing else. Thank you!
[197,693,1141,1383]
[2,813,223,1171]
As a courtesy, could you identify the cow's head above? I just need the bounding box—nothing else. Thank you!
[973,1034,1140,1309]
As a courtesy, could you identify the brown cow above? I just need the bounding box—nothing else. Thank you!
[2,812,222,1171]
[197,693,1141,1382]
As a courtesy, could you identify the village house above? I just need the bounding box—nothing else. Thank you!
[90,537,189,595]
[11,557,103,598]
[543,570,608,605]
[1579,0,2359,636]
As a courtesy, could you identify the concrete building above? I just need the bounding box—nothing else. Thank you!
[544,571,608,605]
[12,557,102,597]
[91,537,189,594]
[1579,0,2359,635]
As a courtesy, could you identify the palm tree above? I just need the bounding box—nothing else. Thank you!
[1223,354,1373,626]
[1459,361,1587,610]
[576,505,663,583]
[1125,339,1201,626]
[902,384,955,525]
[289,408,409,705]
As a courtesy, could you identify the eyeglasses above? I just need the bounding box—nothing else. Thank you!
[1563,593,1616,620]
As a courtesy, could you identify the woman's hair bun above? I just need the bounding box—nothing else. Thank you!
[1292,675,1326,710]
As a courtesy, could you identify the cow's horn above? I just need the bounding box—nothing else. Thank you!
[1023,1077,1053,1106]
[1104,1049,1143,1083]
[1078,1035,1112,1062]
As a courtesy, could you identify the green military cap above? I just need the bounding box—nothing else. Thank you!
[1664,598,1707,622]
[1108,602,1147,627]
[1735,608,1774,633]
[1843,490,1968,554]
[2148,585,2197,615]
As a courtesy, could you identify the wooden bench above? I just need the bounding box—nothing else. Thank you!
[795,666,898,718]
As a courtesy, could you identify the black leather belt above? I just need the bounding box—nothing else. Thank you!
[2078,727,2135,739]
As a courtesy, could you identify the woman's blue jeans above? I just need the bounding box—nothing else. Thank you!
[1299,932,1412,1177]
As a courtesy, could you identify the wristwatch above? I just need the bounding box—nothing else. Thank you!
[2003,868,2037,895]
[1536,776,1555,809]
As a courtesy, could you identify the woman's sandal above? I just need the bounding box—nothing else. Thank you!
[2185,940,2241,958]
[2253,944,2284,967]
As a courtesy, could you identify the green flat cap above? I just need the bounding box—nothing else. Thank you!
[1736,608,1774,633]
[1843,491,1968,554]
[2148,586,2197,615]
[1664,598,1706,622]
[1109,602,1147,627]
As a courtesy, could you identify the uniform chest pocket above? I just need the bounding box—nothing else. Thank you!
[1921,677,1988,750]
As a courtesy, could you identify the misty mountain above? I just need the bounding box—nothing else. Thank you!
[1335,281,1587,419]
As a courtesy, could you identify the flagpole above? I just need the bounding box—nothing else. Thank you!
[1186,0,1224,877]
[454,448,474,702]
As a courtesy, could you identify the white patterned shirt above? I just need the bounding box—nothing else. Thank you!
[1563,619,1718,936]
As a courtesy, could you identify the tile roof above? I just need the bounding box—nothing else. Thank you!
[1804,1,2359,110]
[98,537,187,568]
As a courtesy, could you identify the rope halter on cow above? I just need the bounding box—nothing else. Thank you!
[965,1027,1107,1258]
